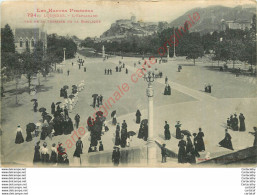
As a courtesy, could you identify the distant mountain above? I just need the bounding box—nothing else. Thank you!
[170,5,255,34]
[99,5,255,40]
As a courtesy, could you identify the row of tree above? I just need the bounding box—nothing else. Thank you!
[1,24,77,93]
[81,14,256,66]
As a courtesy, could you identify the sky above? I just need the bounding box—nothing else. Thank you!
[1,0,255,39]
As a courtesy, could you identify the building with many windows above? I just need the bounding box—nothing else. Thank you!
[14,28,47,53]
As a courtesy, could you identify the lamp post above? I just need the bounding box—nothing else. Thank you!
[173,28,176,58]
[144,71,156,165]
[63,48,66,64]
[167,45,170,61]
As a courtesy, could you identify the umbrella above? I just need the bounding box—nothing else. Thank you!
[39,107,46,112]
[111,110,116,118]
[26,123,36,132]
[72,85,77,88]
[128,131,136,136]
[141,119,148,125]
[92,94,98,98]
[56,102,62,105]
[63,85,69,89]
[30,99,37,102]
[181,130,191,136]
[69,95,75,99]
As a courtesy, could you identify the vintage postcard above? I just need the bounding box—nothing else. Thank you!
[0,0,256,167]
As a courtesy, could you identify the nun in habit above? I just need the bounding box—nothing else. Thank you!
[219,129,234,150]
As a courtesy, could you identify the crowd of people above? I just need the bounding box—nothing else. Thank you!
[227,113,245,132]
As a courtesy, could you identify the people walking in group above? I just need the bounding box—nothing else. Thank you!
[164,121,171,140]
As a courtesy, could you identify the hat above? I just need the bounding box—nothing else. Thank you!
[36,141,40,145]
[52,143,56,147]
[253,127,257,131]
[17,124,20,127]
[193,133,197,136]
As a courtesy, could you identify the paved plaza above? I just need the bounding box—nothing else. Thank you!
[1,54,257,166]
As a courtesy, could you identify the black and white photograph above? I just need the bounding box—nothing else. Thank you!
[0,0,256,167]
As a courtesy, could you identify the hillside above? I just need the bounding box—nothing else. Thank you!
[170,5,255,34]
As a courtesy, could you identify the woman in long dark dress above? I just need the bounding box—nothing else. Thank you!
[112,114,117,125]
[136,110,141,124]
[40,125,48,140]
[138,124,144,139]
[73,137,83,158]
[164,121,171,140]
[25,125,32,142]
[197,128,205,152]
[175,122,182,139]
[99,141,104,151]
[120,129,127,148]
[50,143,57,163]
[143,124,148,141]
[219,129,234,150]
[186,135,193,154]
[115,124,121,146]
[178,136,187,163]
[192,133,200,157]
[33,141,41,163]
[51,102,55,115]
[233,114,239,131]
[239,113,246,132]
[15,125,24,144]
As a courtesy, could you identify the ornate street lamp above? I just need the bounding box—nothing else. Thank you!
[144,71,156,165]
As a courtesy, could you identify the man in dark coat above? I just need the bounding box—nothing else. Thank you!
[99,95,103,105]
[233,114,239,131]
[96,95,100,107]
[112,147,120,166]
[136,110,141,124]
[192,133,200,157]
[74,114,80,129]
[104,69,107,75]
[239,113,245,132]
[73,137,83,158]
[137,124,144,139]
[33,100,38,112]
[164,121,171,140]
[110,69,112,75]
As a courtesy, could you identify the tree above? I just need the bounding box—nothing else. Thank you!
[1,24,15,53]
[186,44,204,65]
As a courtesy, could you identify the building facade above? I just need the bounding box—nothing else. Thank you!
[14,28,47,53]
